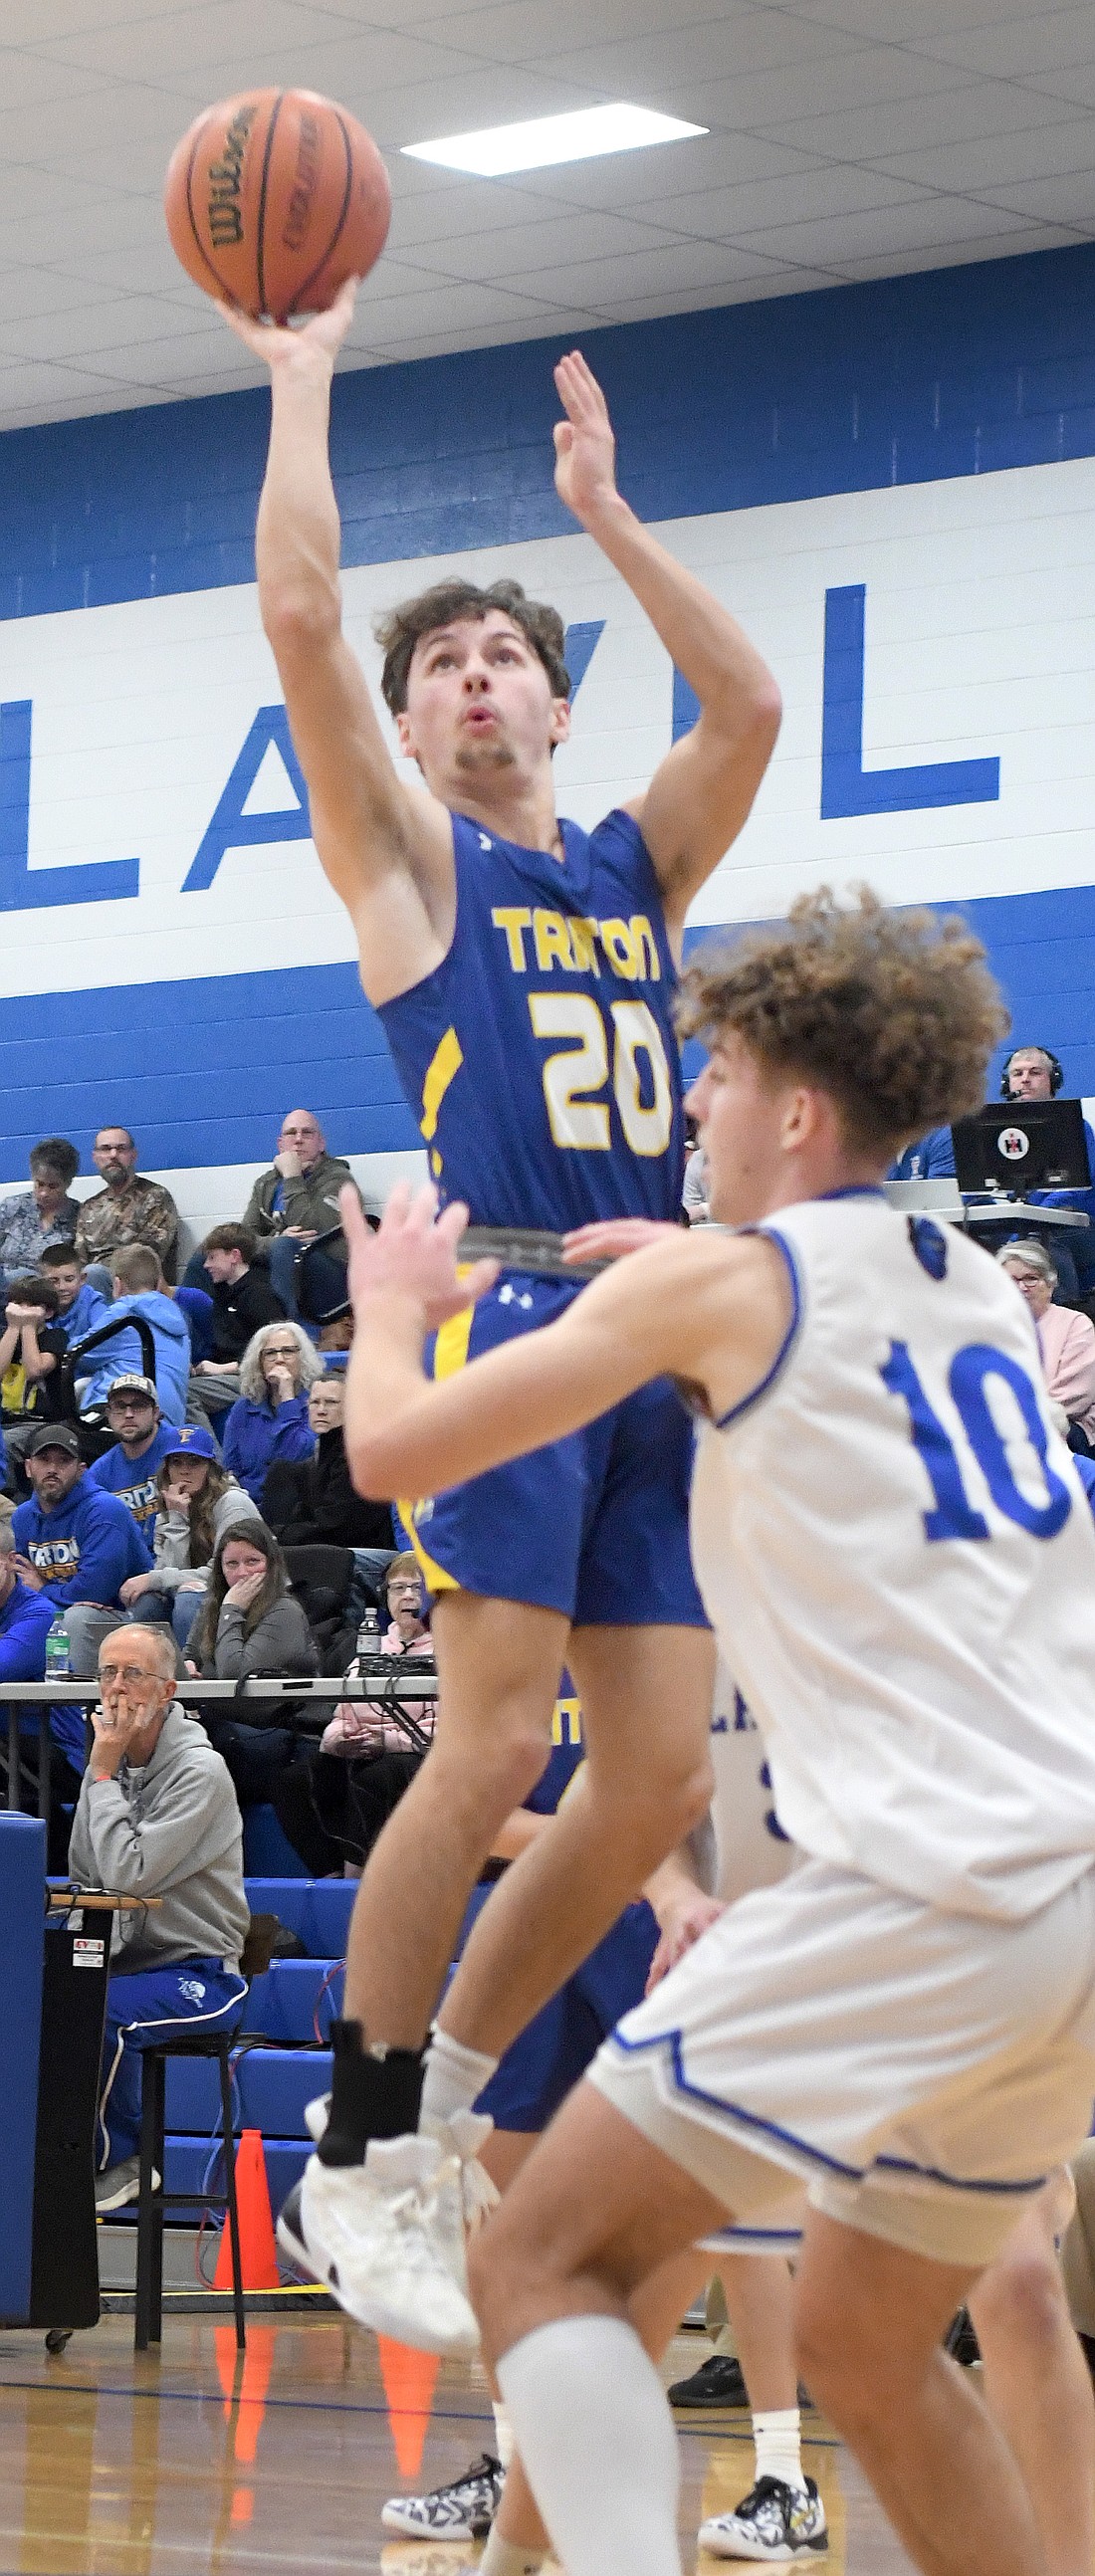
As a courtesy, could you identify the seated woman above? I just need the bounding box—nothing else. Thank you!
[220,1322,322,1502]
[273,1554,433,1875]
[188,1519,319,1806]
[117,1426,264,1650]
[260,1371,393,1552]
[997,1238,1095,1447]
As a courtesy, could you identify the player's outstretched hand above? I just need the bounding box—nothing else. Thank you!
[339,1181,499,1330]
[221,274,360,371]
[562,1216,682,1264]
[552,350,619,527]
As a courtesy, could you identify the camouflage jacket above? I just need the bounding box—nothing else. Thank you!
[74,1176,179,1272]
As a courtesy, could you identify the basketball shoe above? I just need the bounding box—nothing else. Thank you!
[285,2105,498,2356]
[699,2477,828,2561]
[381,2453,505,2539]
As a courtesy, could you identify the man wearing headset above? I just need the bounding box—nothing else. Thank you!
[892,1045,1095,1305]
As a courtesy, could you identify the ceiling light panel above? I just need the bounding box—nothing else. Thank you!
[402,103,707,177]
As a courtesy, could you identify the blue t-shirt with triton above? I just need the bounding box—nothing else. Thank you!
[377,810,686,1231]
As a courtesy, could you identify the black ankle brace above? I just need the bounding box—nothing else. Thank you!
[318,2020,426,2165]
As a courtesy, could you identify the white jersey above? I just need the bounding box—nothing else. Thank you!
[690,1189,1095,1921]
[709,1658,797,1906]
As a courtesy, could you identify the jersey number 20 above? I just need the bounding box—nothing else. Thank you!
[528,993,674,1158]
[882,1338,1072,1541]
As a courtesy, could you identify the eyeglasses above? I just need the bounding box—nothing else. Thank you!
[110,1395,153,1411]
[101,1666,162,1689]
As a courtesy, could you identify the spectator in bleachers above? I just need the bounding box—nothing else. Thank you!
[69,1621,248,2213]
[12,1423,152,1677]
[39,1241,109,1347]
[79,1244,190,1426]
[193,1222,287,1408]
[156,1258,215,1368]
[87,1379,179,1542]
[0,1139,82,1287]
[0,1517,86,1867]
[274,1555,432,1875]
[316,1312,353,1368]
[75,1129,179,1282]
[260,1371,393,1552]
[0,1274,68,1434]
[220,1322,321,1501]
[888,1126,956,1182]
[119,1427,264,1651]
[241,1110,363,1322]
[997,1240,1095,1446]
[189,1519,319,1807]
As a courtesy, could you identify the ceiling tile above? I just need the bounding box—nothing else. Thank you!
[729,191,1046,269]
[873,108,1095,190]
[631,163,933,239]
[404,205,687,281]
[837,221,1085,280]
[913,3,1095,82]
[504,234,815,306]
[762,72,1081,163]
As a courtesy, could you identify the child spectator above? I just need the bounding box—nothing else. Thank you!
[40,1241,109,1347]
[79,1243,190,1425]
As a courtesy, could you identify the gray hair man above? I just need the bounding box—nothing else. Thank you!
[68,1622,249,2212]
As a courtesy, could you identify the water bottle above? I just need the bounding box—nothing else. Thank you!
[355,1607,381,1659]
[45,1615,71,1679]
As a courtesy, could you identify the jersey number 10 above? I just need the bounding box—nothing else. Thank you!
[882,1338,1072,1541]
[528,992,674,1158]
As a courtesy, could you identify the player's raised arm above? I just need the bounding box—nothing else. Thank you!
[226,286,454,995]
[552,351,780,936]
[338,1184,789,1500]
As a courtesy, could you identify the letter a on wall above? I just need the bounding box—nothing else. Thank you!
[182,706,313,892]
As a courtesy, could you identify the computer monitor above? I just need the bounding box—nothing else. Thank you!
[951,1098,1091,1195]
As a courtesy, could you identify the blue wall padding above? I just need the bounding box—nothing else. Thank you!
[0,1816,45,2322]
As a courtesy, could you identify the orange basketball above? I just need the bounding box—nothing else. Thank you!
[164,89,391,322]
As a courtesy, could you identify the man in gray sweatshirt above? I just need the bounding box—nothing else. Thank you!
[68,1622,250,2212]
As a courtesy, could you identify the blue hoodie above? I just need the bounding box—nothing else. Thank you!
[54,1280,109,1348]
[221,1393,315,1502]
[80,1291,191,1424]
[13,1475,152,1610]
[0,1575,55,1682]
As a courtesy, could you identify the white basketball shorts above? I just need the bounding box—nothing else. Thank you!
[591,1855,1095,2266]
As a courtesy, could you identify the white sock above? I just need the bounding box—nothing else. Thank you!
[480,2535,547,2576]
[499,2316,681,2576]
[753,2407,804,2491]
[492,2399,516,2469]
[420,2027,499,2134]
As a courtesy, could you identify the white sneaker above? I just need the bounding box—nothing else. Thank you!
[700,2477,828,2561]
[297,2136,480,2356]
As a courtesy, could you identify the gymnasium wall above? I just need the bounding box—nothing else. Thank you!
[2,239,1095,1222]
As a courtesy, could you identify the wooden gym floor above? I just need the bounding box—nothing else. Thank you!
[0,2312,915,2576]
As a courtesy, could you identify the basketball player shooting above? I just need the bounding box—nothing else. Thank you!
[226,278,780,2349]
[335,890,1095,2576]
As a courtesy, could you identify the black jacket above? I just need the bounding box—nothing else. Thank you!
[260,1428,393,1552]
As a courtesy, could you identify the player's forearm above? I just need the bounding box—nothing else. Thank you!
[255,353,343,651]
[583,494,778,728]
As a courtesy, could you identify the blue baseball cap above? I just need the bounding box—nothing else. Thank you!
[163,1425,218,1461]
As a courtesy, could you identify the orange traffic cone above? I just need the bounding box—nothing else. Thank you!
[377,2336,440,2478]
[213,2129,280,2292]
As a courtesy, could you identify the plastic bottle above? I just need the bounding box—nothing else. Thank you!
[45,1615,71,1679]
[355,1607,381,1658]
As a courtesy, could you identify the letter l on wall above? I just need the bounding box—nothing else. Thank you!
[820,585,1000,819]
[0,701,139,912]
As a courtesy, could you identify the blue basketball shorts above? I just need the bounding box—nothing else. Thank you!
[452,1881,661,2132]
[402,1270,707,1628]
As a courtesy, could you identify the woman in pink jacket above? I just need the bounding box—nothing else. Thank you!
[997,1238,1095,1445]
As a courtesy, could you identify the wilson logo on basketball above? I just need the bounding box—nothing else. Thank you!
[282,114,322,252]
[207,104,257,248]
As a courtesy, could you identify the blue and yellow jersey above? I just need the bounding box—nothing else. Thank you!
[377,808,686,1230]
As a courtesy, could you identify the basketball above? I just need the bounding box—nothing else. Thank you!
[164,88,391,322]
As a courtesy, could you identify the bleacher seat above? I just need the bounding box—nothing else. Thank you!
[242,1806,311,1877]
[242,1960,344,2044]
[150,1875,352,2234]
[243,1877,356,1959]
